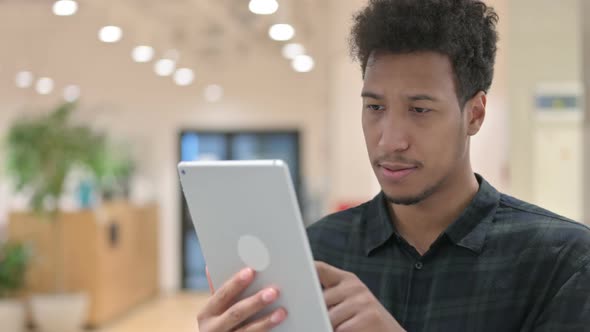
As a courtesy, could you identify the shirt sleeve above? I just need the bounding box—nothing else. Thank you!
[533,261,590,331]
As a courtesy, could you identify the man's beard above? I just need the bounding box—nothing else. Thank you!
[384,176,445,206]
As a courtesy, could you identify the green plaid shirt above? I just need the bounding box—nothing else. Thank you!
[307,175,590,331]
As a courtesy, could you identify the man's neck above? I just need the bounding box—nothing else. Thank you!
[388,168,480,256]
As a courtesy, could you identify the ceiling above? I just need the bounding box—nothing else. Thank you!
[0,0,332,116]
[0,0,325,67]
[88,0,323,63]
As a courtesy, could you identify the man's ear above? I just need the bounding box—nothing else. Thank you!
[464,91,486,136]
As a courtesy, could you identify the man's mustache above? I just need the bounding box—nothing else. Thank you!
[374,155,423,168]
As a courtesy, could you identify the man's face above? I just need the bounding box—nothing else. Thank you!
[362,51,479,205]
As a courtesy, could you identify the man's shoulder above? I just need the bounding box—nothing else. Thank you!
[306,200,372,253]
[496,193,590,237]
[307,200,372,235]
[494,193,590,266]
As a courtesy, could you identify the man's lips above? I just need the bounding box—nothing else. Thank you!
[379,163,418,172]
[378,163,419,181]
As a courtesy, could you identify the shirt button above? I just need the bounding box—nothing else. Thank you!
[415,262,423,270]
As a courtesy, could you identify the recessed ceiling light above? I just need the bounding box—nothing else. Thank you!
[53,0,78,16]
[154,59,176,77]
[99,25,123,43]
[282,43,305,60]
[15,71,34,88]
[132,45,155,63]
[204,84,224,102]
[249,0,278,15]
[36,77,54,95]
[63,85,80,102]
[292,55,315,73]
[174,68,195,86]
[269,24,295,41]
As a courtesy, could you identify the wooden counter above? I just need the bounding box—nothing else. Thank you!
[7,201,159,327]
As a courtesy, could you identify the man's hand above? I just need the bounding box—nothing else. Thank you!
[316,261,406,332]
[197,267,287,332]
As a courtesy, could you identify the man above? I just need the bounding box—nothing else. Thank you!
[196,0,590,331]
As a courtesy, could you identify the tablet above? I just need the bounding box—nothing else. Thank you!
[178,160,332,332]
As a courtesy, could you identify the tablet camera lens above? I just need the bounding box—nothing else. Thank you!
[181,170,186,175]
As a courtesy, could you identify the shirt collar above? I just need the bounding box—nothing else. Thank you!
[363,174,500,256]
[362,191,396,256]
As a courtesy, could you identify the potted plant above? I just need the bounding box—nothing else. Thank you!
[0,241,29,332]
[4,102,120,332]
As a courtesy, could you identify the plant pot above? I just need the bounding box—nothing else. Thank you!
[31,293,89,332]
[0,299,26,332]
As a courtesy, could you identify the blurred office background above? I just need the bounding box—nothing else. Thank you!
[0,0,588,331]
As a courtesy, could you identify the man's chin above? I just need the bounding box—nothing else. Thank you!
[382,184,439,206]
[384,193,425,206]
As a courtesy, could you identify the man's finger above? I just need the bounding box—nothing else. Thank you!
[206,266,215,294]
[328,299,358,329]
[215,288,281,331]
[315,261,346,288]
[333,311,362,332]
[323,283,347,308]
[203,268,255,316]
[235,308,288,332]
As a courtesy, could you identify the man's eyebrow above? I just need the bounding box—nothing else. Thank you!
[361,92,440,101]
[407,94,438,102]
[361,91,384,99]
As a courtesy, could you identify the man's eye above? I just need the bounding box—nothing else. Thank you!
[412,107,431,114]
[366,105,384,111]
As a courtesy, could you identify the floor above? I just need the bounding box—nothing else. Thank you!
[95,293,209,332]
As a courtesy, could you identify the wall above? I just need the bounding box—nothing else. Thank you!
[507,0,582,220]
[324,0,376,208]
[471,0,510,192]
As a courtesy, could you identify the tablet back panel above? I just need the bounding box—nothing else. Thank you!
[178,160,331,332]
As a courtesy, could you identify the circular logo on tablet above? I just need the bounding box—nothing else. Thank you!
[237,235,271,271]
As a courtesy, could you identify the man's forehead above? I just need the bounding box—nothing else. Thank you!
[364,51,455,82]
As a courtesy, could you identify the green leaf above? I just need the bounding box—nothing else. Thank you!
[2,102,131,216]
[0,242,30,298]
